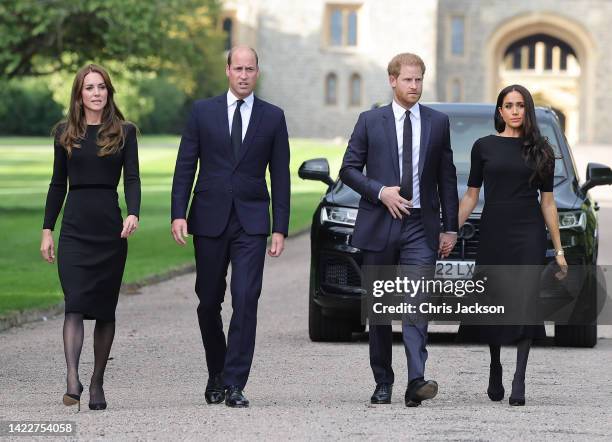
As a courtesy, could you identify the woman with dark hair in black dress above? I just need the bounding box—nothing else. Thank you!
[40,64,140,411]
[457,84,567,406]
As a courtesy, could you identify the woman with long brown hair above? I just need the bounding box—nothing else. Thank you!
[457,84,567,406]
[40,64,140,411]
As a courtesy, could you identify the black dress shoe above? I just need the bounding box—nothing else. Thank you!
[405,379,438,407]
[205,374,226,405]
[225,386,249,408]
[370,383,393,404]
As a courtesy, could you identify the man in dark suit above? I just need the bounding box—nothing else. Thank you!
[340,53,458,407]
[171,46,290,408]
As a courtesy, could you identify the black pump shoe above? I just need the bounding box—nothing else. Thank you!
[487,364,504,401]
[63,382,83,411]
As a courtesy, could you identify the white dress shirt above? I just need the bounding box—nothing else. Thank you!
[378,100,421,208]
[227,90,254,141]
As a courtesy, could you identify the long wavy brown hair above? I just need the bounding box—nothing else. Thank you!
[53,64,128,157]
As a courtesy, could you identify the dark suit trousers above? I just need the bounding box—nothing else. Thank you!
[193,205,267,389]
[363,209,436,385]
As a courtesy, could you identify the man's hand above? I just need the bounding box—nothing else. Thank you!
[121,215,139,238]
[40,229,55,263]
[171,219,189,245]
[268,232,285,257]
[438,232,457,259]
[380,186,412,219]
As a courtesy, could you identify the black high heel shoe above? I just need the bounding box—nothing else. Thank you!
[509,375,526,406]
[89,384,107,410]
[487,364,504,401]
[63,382,83,411]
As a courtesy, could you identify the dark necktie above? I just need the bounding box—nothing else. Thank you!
[400,110,413,200]
[231,99,244,159]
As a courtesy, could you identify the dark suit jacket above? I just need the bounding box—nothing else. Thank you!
[339,103,458,252]
[171,94,290,237]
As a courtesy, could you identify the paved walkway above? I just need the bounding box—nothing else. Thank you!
[1,145,611,440]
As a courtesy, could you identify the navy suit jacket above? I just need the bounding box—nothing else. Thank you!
[339,103,458,252]
[171,94,290,237]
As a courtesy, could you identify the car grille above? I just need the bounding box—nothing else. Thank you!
[448,218,480,260]
[320,253,362,289]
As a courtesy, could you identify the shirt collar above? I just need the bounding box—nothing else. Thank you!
[227,90,254,109]
[392,100,420,122]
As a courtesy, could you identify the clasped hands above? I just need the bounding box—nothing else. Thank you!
[380,186,456,259]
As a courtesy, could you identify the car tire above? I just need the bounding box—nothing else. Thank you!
[309,294,353,342]
[554,323,597,348]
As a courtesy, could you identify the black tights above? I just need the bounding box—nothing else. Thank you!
[63,313,115,403]
[489,338,531,397]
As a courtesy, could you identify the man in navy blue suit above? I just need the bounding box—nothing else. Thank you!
[340,53,458,407]
[171,46,290,408]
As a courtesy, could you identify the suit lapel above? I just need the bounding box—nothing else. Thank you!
[235,96,264,166]
[419,106,431,179]
[382,104,400,183]
[216,94,234,160]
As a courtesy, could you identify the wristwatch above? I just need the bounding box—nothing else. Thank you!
[555,249,565,256]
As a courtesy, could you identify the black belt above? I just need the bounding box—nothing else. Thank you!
[69,184,116,191]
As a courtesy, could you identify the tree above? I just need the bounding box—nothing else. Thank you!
[0,0,226,90]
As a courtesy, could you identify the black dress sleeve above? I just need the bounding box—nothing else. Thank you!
[467,139,483,188]
[539,146,555,192]
[42,136,68,230]
[123,124,141,217]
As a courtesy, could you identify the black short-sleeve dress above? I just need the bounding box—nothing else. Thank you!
[43,124,141,321]
[457,135,553,344]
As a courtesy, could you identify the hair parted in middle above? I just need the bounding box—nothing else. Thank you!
[387,53,426,77]
[53,64,132,158]
[494,84,556,187]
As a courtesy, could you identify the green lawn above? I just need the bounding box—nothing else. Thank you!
[0,136,345,316]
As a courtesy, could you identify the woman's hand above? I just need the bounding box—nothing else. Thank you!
[40,229,55,263]
[555,254,568,280]
[121,215,139,238]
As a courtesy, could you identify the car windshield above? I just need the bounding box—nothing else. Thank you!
[449,115,566,177]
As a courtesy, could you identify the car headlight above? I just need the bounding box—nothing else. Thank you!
[321,206,358,226]
[558,211,586,230]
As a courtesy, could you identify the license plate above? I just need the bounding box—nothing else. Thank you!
[435,260,475,279]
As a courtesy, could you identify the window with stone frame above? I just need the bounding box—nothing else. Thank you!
[325,73,338,105]
[325,4,361,47]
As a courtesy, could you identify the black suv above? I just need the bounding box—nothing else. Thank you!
[299,103,612,347]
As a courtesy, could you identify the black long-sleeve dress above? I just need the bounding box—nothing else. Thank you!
[43,123,140,321]
[457,135,551,344]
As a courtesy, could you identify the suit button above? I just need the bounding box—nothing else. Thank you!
[228,188,233,193]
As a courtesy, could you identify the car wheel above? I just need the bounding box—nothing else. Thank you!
[309,294,353,342]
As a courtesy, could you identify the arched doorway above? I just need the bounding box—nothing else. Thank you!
[486,13,597,144]
[501,33,579,143]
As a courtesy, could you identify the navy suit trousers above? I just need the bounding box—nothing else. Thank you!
[363,209,436,385]
[193,206,267,389]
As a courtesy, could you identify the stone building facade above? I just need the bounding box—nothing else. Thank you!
[221,0,612,145]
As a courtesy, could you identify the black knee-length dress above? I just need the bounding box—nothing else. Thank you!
[43,124,140,321]
[457,135,552,344]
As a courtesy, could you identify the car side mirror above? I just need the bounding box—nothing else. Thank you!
[298,158,335,186]
[581,162,612,193]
